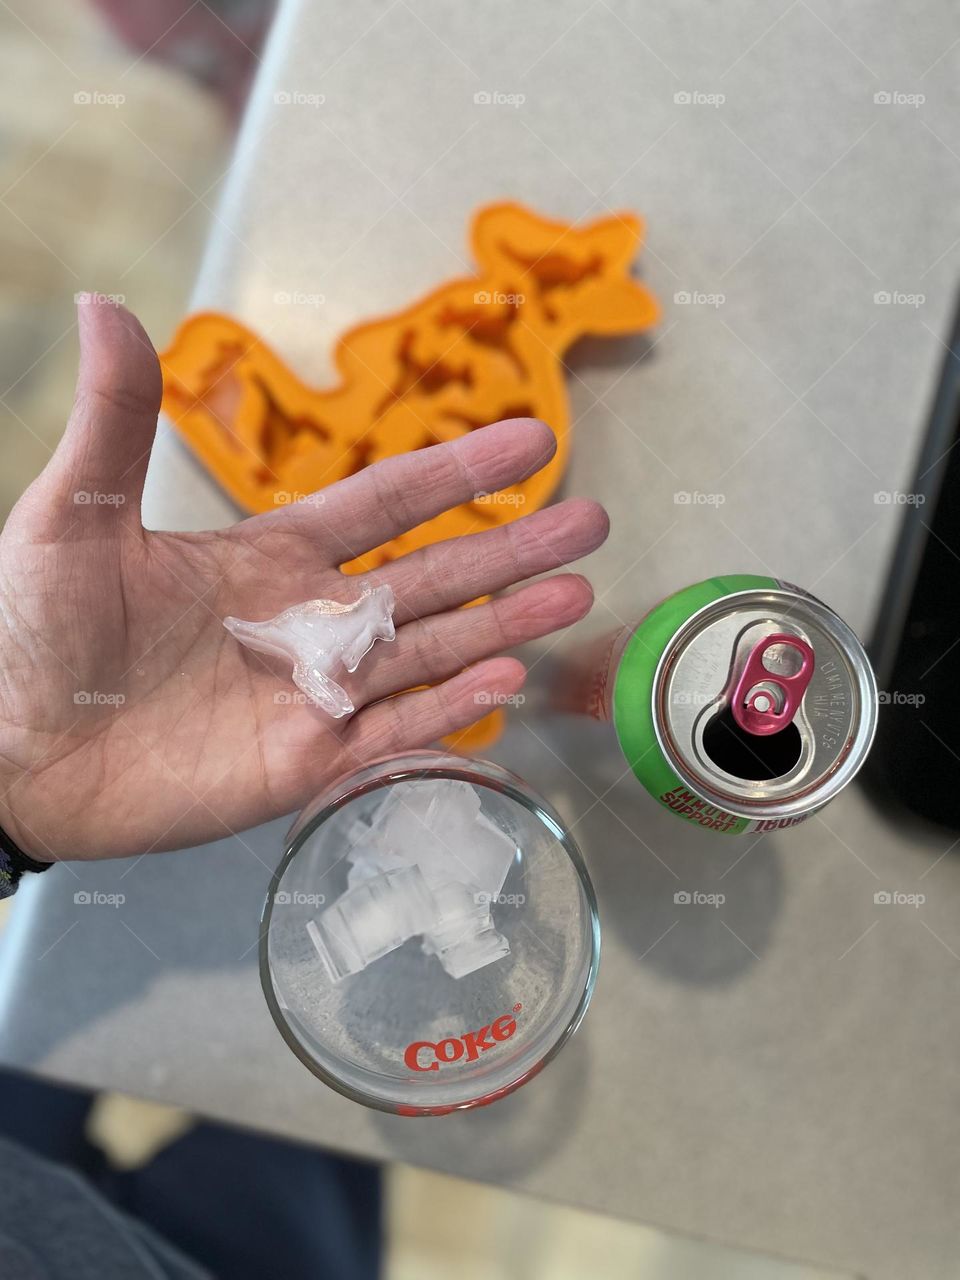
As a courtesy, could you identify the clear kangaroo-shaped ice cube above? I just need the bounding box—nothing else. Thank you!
[223,581,395,718]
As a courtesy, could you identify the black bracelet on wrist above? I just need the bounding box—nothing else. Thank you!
[0,824,53,899]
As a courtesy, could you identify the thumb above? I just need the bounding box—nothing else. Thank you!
[26,295,163,531]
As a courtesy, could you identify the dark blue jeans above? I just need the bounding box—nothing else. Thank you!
[0,1069,382,1280]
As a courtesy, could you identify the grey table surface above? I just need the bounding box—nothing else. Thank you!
[2,1,960,1276]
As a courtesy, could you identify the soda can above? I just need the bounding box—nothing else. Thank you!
[564,574,877,834]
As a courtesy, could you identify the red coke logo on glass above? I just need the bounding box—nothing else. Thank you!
[404,1005,522,1072]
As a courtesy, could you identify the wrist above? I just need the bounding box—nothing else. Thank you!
[0,785,54,865]
[0,787,55,897]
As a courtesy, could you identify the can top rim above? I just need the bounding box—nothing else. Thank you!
[651,588,878,819]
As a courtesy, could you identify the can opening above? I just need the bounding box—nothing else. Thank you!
[702,706,802,781]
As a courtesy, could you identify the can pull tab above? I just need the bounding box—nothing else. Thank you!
[729,633,815,737]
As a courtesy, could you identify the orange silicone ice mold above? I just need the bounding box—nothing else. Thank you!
[159,201,659,574]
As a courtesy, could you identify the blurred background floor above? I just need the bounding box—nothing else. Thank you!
[0,2,852,1277]
[0,0,228,517]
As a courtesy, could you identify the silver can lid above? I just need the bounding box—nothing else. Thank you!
[652,588,878,820]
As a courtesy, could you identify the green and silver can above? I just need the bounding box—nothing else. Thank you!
[567,575,877,834]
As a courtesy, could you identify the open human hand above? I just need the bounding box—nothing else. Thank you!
[0,299,608,861]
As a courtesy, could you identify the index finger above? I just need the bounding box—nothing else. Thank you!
[255,416,556,558]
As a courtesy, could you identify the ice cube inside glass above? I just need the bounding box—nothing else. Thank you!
[261,752,600,1115]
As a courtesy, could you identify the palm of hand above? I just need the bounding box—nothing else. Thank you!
[0,302,607,861]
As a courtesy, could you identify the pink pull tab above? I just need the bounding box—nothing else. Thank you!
[729,633,814,737]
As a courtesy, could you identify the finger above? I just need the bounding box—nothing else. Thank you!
[379,497,609,625]
[25,296,162,532]
[345,657,526,758]
[357,574,594,705]
[258,416,556,557]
